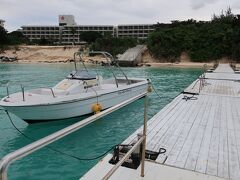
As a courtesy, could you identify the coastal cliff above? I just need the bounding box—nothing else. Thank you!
[0,45,216,68]
[0,46,80,63]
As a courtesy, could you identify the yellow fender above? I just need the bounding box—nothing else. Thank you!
[92,103,102,114]
[147,85,152,93]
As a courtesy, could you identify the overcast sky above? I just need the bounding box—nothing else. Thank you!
[1,0,240,32]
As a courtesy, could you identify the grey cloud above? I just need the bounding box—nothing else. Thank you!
[232,1,240,10]
[1,0,240,32]
[190,0,218,9]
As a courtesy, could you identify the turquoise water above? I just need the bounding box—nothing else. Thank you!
[0,63,202,179]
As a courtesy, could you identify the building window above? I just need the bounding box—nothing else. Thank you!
[59,23,67,26]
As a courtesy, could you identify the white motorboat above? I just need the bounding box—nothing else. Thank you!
[0,51,149,123]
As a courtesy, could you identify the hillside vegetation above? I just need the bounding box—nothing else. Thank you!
[91,37,138,56]
[147,8,240,62]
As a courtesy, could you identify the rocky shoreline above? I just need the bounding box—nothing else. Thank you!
[0,56,18,62]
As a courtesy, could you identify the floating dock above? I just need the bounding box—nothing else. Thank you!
[82,64,240,180]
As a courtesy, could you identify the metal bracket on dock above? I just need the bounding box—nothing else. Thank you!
[102,96,148,179]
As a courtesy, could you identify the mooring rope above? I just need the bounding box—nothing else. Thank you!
[151,82,161,99]
[182,94,198,101]
[5,110,116,161]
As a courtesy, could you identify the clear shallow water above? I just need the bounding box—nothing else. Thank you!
[0,63,202,179]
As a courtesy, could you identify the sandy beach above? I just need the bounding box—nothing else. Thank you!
[0,46,216,68]
[146,62,213,68]
[0,45,80,63]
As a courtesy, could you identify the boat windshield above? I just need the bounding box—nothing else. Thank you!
[67,70,97,80]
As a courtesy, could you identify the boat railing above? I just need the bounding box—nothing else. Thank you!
[73,51,118,88]
[49,88,56,98]
[73,51,88,72]
[2,84,56,101]
[73,51,131,87]
[4,83,26,101]
[20,84,25,101]
[89,51,120,87]
[90,51,130,85]
[0,92,148,180]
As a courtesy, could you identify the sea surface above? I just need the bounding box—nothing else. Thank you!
[0,63,202,180]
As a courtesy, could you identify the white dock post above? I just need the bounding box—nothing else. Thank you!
[141,95,148,177]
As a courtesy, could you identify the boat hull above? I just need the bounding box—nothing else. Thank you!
[1,83,148,123]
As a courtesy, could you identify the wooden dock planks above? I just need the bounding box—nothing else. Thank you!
[123,64,240,180]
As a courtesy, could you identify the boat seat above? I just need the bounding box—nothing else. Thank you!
[55,81,73,91]
[83,79,98,88]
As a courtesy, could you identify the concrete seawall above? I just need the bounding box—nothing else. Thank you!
[118,45,147,66]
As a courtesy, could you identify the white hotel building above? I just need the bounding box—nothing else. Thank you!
[117,24,154,39]
[20,15,155,44]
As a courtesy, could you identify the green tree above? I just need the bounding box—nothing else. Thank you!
[91,37,137,56]
[148,8,240,62]
[7,31,29,45]
[0,26,8,45]
[39,37,50,45]
[80,31,103,43]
